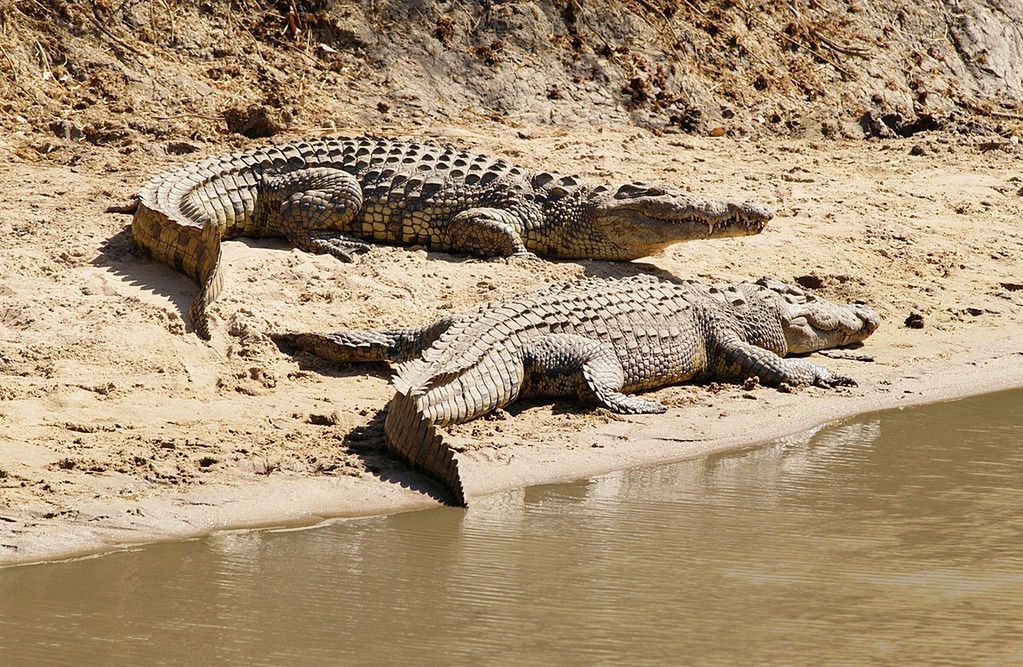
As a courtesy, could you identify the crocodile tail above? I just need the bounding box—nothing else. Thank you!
[188,221,224,340]
[384,387,466,507]
[131,199,224,340]
[275,320,459,364]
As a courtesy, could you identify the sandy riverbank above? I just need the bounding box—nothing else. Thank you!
[2,126,1022,566]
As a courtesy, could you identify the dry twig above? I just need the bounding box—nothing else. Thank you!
[732,2,854,79]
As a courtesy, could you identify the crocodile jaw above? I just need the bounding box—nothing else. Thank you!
[594,193,773,257]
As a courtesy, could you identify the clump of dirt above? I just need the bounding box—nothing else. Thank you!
[1,0,1021,160]
[223,104,288,139]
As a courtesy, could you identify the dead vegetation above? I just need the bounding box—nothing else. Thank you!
[0,0,1021,162]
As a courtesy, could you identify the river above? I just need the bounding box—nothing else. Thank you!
[2,389,1021,664]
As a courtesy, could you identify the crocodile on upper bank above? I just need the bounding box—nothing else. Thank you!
[131,137,773,339]
[274,276,880,506]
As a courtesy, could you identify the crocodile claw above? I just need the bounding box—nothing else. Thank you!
[507,250,540,263]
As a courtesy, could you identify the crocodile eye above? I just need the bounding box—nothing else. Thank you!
[614,182,665,199]
[614,183,644,199]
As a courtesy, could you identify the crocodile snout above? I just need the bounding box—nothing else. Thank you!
[853,304,881,336]
[729,201,773,231]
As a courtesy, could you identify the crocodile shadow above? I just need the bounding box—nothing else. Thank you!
[341,408,455,505]
[576,258,687,283]
[93,224,196,322]
[96,224,548,331]
[270,335,453,504]
[270,335,393,381]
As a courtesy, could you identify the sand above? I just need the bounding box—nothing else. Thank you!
[2,125,1022,566]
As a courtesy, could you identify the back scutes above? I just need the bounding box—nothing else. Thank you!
[384,388,467,507]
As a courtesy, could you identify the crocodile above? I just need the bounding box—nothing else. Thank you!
[131,137,773,339]
[274,276,880,506]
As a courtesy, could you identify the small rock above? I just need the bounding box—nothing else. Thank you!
[224,104,285,139]
[859,111,896,139]
[49,119,84,141]
[909,144,926,156]
[794,274,824,289]
[777,382,794,393]
[904,312,925,329]
[308,413,339,426]
[166,141,200,155]
[742,376,760,391]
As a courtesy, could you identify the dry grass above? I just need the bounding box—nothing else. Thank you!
[0,0,1019,159]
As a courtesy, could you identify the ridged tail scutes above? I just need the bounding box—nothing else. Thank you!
[188,221,224,340]
[384,387,467,507]
[131,191,226,340]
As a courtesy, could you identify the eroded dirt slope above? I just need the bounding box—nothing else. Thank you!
[2,0,1023,159]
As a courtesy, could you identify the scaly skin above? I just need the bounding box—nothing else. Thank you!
[275,276,880,506]
[131,137,772,339]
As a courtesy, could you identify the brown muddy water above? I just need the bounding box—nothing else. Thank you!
[2,389,1023,664]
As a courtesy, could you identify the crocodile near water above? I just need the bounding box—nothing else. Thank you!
[275,276,880,506]
[131,137,773,339]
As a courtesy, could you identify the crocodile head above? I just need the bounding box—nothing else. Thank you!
[755,278,881,353]
[575,182,773,259]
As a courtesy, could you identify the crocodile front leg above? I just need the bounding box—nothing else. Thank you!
[261,167,371,262]
[447,207,535,258]
[522,333,667,414]
[712,334,856,388]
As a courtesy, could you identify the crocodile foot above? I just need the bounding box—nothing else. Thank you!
[813,370,857,388]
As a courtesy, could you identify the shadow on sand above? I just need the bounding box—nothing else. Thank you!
[93,224,197,324]
[271,335,456,506]
[342,407,457,506]
[574,258,683,282]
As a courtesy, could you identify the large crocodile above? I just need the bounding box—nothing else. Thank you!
[131,137,773,339]
[275,276,880,506]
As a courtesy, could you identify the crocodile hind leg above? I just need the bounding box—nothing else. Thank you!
[261,167,371,262]
[272,318,460,364]
[447,208,535,258]
[712,335,857,388]
[522,334,667,414]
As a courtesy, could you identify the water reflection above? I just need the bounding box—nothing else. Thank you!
[2,390,1022,664]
